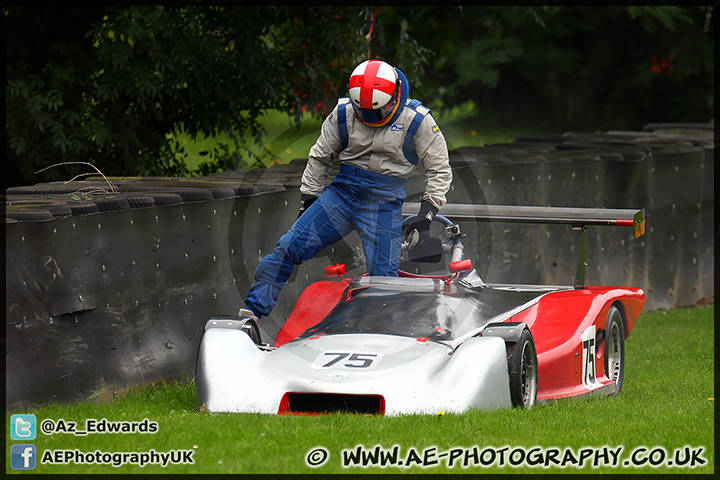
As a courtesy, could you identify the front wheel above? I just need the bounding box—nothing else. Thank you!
[604,305,625,392]
[506,329,538,408]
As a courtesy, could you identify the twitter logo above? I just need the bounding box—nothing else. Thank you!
[11,414,37,440]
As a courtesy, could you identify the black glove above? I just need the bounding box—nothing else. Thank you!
[406,200,438,238]
[298,194,318,219]
[406,200,442,263]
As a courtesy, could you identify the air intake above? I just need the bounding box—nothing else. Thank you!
[278,392,385,415]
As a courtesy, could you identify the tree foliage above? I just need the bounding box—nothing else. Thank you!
[5,6,372,187]
[370,6,714,130]
[5,6,713,188]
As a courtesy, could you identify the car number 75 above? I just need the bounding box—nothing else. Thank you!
[311,351,384,370]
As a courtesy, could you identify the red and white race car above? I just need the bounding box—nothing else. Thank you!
[196,203,645,415]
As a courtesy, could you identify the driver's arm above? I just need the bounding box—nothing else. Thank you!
[300,103,343,198]
[415,115,452,212]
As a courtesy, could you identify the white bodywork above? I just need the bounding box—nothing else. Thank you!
[196,328,512,416]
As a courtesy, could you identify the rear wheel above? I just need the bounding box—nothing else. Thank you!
[604,305,625,392]
[506,329,537,408]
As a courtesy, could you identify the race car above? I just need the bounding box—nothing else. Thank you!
[195,203,645,415]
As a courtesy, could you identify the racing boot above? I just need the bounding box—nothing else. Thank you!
[238,308,260,321]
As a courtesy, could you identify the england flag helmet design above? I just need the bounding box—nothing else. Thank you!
[348,60,406,127]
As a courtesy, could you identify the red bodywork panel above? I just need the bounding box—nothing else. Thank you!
[275,276,645,402]
[274,281,348,347]
[505,286,645,401]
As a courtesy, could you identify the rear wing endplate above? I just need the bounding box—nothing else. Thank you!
[403,203,645,289]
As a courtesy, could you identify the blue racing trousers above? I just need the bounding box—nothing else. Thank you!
[244,164,406,317]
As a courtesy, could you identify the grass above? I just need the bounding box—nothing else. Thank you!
[173,101,545,173]
[6,305,714,474]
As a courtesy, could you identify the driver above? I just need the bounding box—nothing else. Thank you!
[241,59,452,320]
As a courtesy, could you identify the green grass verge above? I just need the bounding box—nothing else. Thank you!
[6,305,713,474]
[174,101,545,173]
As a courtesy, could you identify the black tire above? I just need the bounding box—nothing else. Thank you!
[506,328,538,408]
[92,196,130,212]
[6,182,115,195]
[172,188,213,203]
[67,201,100,216]
[234,185,256,197]
[253,185,285,194]
[209,187,237,199]
[604,304,626,392]
[148,193,184,206]
[6,200,72,218]
[4,207,55,221]
[123,194,156,209]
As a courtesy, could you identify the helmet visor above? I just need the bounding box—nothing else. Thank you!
[351,80,401,126]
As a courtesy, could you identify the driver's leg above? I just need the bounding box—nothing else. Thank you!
[355,183,405,276]
[244,184,354,317]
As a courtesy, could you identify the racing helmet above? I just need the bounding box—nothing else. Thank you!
[348,59,403,127]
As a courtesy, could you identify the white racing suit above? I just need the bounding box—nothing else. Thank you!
[244,94,452,318]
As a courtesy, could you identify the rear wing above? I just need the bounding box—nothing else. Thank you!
[402,203,645,289]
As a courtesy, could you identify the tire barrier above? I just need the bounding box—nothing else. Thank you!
[3,124,713,408]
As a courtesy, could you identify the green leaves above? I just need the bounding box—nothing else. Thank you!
[5,6,712,187]
[627,6,693,33]
[6,6,373,186]
[370,6,713,131]
[456,38,522,88]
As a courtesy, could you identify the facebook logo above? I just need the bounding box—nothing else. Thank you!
[10,414,36,440]
[11,444,37,470]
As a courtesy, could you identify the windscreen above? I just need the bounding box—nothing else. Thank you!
[296,277,558,343]
[299,291,456,341]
